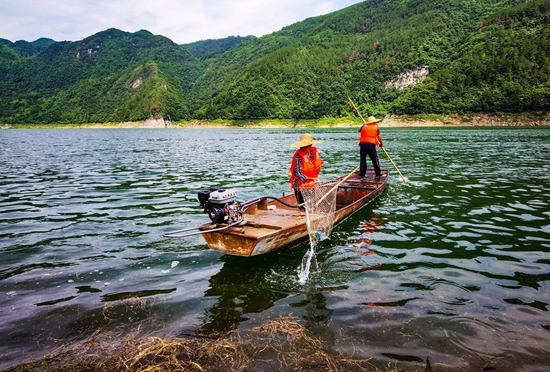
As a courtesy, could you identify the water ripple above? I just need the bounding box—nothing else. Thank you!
[1,128,550,370]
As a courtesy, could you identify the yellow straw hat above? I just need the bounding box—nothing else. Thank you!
[366,116,381,124]
[291,133,322,148]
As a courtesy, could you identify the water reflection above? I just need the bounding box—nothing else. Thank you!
[197,249,307,336]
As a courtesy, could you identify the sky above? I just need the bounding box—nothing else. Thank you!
[0,0,362,44]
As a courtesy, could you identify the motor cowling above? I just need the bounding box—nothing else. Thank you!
[198,188,238,224]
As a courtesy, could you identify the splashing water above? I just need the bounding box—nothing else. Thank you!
[297,209,321,284]
[297,244,317,285]
[296,180,339,284]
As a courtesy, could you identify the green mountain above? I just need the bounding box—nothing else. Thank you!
[1,0,549,124]
[198,0,550,119]
[181,35,256,60]
[0,29,198,123]
[392,0,550,114]
[0,37,55,57]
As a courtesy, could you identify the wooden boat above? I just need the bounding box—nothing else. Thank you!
[194,169,389,257]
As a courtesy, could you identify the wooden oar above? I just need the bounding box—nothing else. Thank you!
[348,97,407,182]
[315,166,359,206]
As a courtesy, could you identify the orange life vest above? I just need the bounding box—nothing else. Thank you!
[359,123,379,145]
[288,147,323,188]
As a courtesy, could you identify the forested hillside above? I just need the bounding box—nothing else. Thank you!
[0,37,55,57]
[392,0,550,114]
[1,0,548,124]
[0,29,199,123]
[197,0,550,119]
[181,36,256,60]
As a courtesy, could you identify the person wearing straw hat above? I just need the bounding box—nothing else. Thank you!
[288,133,324,209]
[358,116,384,178]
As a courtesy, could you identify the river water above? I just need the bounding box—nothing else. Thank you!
[1,127,549,371]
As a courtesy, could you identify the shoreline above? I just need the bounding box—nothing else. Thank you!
[2,112,550,129]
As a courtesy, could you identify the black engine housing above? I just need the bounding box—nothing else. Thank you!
[198,188,237,224]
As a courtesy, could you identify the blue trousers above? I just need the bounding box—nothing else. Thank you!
[359,143,381,177]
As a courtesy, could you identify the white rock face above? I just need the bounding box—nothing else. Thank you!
[132,78,143,88]
[386,66,429,89]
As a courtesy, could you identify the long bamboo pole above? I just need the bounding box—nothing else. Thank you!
[348,97,407,182]
[380,146,407,182]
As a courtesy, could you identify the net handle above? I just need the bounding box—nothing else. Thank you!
[315,166,359,206]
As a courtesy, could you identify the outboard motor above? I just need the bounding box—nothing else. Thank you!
[198,188,238,224]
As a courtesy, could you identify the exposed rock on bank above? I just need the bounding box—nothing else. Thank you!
[380,113,550,127]
[2,113,549,129]
[117,118,172,128]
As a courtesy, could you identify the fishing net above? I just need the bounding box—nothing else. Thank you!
[297,180,339,285]
[300,179,340,246]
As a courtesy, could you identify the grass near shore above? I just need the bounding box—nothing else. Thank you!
[6,315,405,372]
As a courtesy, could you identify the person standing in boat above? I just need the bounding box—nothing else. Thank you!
[289,133,324,209]
[358,116,384,178]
